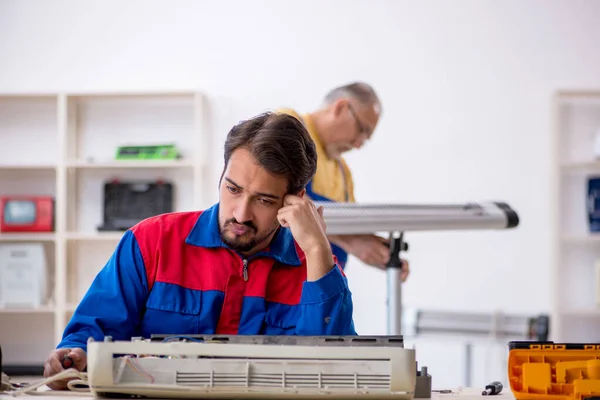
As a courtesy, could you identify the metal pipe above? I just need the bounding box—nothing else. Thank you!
[315,201,520,335]
[317,202,519,235]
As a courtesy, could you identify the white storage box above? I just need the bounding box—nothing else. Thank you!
[0,243,47,308]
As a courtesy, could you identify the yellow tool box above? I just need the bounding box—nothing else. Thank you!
[509,341,600,400]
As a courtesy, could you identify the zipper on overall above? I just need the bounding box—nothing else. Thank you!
[242,258,248,281]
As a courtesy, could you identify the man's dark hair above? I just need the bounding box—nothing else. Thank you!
[222,112,317,194]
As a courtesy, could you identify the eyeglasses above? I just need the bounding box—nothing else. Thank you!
[347,103,370,139]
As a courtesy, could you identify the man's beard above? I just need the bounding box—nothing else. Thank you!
[219,218,279,253]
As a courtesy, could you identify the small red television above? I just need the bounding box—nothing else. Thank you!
[0,196,54,232]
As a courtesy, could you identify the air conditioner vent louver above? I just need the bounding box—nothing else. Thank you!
[176,371,390,389]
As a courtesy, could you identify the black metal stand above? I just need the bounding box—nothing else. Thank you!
[387,232,408,335]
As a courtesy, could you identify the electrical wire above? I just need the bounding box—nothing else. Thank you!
[123,357,155,383]
[9,357,159,397]
[9,369,90,397]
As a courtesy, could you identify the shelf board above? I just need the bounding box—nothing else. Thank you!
[557,90,600,98]
[66,160,195,169]
[560,309,600,318]
[0,233,55,242]
[561,234,600,243]
[560,161,600,172]
[66,232,125,241]
[66,91,197,98]
[0,305,55,314]
[0,93,58,99]
[66,304,77,313]
[0,164,56,171]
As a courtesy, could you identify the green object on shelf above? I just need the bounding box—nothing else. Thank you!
[115,144,180,160]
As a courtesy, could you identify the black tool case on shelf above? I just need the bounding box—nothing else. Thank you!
[97,180,174,231]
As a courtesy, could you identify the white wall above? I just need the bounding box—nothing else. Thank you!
[2,0,600,388]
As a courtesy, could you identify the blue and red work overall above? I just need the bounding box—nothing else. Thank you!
[57,203,356,351]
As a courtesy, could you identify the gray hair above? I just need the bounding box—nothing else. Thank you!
[322,82,382,114]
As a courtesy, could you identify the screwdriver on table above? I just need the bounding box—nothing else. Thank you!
[482,381,503,395]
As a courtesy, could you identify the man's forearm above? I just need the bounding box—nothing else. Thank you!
[305,246,335,281]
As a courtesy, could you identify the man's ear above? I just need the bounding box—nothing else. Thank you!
[332,99,348,117]
[296,188,306,198]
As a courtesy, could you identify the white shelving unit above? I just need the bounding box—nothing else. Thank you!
[552,90,600,342]
[0,91,210,367]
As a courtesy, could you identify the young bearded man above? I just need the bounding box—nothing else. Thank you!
[43,112,356,389]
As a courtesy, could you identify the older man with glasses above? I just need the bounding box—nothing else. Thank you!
[278,82,410,281]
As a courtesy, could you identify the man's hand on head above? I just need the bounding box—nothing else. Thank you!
[43,348,87,390]
[277,195,334,281]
